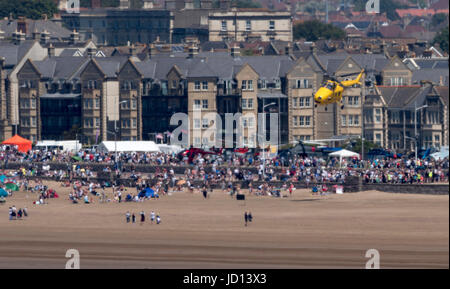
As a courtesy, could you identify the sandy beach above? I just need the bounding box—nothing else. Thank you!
[0,181,448,269]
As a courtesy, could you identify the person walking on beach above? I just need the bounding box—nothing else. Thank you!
[140,211,145,225]
[126,211,131,223]
[202,186,208,199]
[132,213,136,223]
[248,212,253,223]
[150,211,156,224]
[8,207,12,220]
[156,214,161,224]
[23,207,28,217]
[244,212,248,227]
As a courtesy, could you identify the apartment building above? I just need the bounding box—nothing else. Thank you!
[208,9,292,42]
[8,43,449,151]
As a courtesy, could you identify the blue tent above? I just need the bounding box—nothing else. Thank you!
[0,188,8,197]
[139,188,156,198]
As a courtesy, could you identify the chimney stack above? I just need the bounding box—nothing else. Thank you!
[285,42,293,55]
[129,44,137,56]
[231,45,240,57]
[310,42,317,54]
[32,29,40,40]
[148,43,157,59]
[48,44,55,57]
[69,29,79,45]
[13,30,26,45]
[188,43,199,58]
[40,30,50,45]
[87,47,97,58]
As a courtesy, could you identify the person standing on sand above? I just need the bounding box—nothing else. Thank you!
[132,213,136,223]
[140,211,145,224]
[126,211,131,223]
[156,214,161,224]
[150,211,155,224]
[248,212,253,224]
[244,212,248,227]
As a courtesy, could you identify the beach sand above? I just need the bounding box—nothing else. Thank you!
[0,181,448,268]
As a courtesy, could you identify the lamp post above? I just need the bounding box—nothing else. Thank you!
[115,100,128,164]
[414,101,428,160]
[261,101,276,178]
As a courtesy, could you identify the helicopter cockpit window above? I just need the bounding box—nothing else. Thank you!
[326,82,335,90]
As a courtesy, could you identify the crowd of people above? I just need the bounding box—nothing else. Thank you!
[1,146,449,193]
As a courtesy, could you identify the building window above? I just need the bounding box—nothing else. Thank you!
[202,118,209,129]
[375,108,382,123]
[131,99,137,109]
[202,81,208,90]
[293,97,298,108]
[194,119,201,129]
[246,20,251,31]
[95,117,100,128]
[260,80,267,89]
[221,20,227,31]
[293,116,298,127]
[194,81,201,91]
[305,97,310,107]
[275,79,281,89]
[132,118,137,128]
[305,116,311,126]
[248,80,253,90]
[375,133,382,145]
[202,99,208,109]
[194,100,201,109]
[269,20,275,30]
[241,80,247,90]
[30,116,36,127]
[341,115,347,126]
[95,98,100,109]
[30,98,36,109]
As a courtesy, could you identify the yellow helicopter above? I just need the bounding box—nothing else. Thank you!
[314,69,364,110]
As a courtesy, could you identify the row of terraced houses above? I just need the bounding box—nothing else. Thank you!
[0,40,448,152]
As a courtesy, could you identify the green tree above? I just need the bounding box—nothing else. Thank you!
[293,20,346,41]
[345,139,380,155]
[0,0,58,20]
[101,0,119,7]
[433,26,449,54]
[431,13,448,28]
[231,0,262,8]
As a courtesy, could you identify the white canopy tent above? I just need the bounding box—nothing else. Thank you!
[35,140,81,152]
[157,144,183,154]
[430,146,449,160]
[97,141,160,153]
[329,149,360,167]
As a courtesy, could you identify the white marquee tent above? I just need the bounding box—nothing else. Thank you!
[329,149,360,166]
[97,141,160,153]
